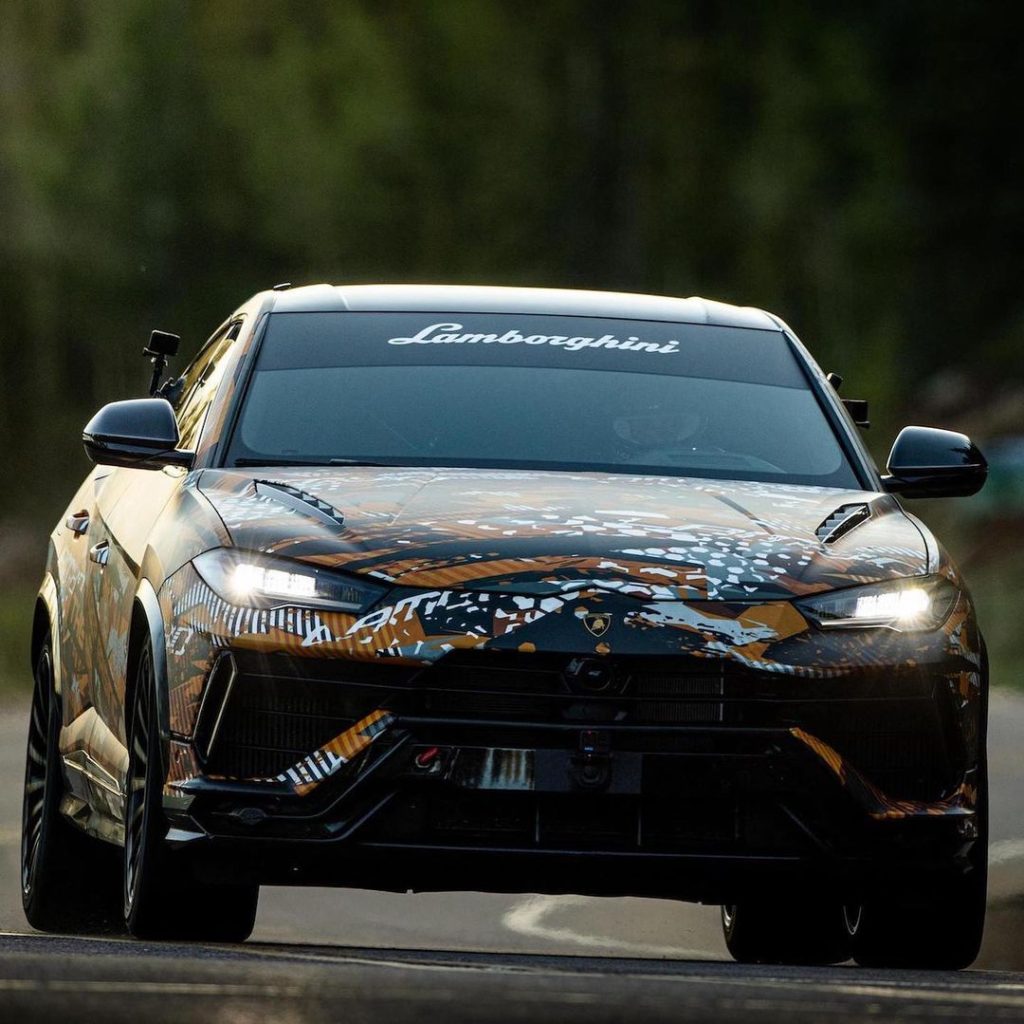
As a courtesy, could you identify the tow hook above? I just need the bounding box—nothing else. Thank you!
[229,806,268,827]
[412,746,445,775]
[571,729,611,790]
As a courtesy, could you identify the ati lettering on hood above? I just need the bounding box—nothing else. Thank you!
[387,322,680,355]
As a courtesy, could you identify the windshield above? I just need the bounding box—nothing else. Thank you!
[226,312,860,488]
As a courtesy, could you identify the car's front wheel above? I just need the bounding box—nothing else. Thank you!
[124,639,259,941]
[21,638,122,933]
[721,898,856,965]
[852,681,988,971]
[849,798,987,971]
[848,869,985,970]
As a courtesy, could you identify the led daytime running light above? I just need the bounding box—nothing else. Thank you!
[798,575,958,632]
[193,549,386,613]
[851,587,930,624]
[230,563,317,603]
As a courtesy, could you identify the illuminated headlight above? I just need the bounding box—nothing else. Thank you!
[797,575,959,631]
[193,549,386,613]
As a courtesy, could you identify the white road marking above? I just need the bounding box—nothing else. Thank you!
[501,894,712,959]
[989,837,1024,866]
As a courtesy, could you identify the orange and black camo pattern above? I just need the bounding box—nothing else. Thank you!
[147,466,983,817]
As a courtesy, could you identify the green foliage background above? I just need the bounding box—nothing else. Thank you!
[0,0,1021,687]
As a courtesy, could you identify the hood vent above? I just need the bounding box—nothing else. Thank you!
[816,503,870,545]
[255,480,346,528]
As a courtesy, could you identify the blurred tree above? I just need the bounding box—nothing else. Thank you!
[0,0,1021,520]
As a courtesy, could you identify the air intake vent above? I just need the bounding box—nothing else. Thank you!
[816,503,870,544]
[255,480,345,527]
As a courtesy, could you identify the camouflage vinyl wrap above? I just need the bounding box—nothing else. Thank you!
[158,467,982,816]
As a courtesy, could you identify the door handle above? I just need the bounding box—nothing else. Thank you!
[89,541,110,567]
[66,511,90,536]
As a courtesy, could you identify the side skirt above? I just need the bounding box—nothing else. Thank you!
[59,706,128,845]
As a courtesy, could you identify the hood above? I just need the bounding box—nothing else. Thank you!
[196,467,928,601]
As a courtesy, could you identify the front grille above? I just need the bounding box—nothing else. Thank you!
[415,655,726,724]
[205,680,350,779]
[799,701,951,798]
[632,672,724,722]
[203,659,414,778]
[202,650,957,800]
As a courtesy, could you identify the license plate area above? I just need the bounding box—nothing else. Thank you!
[409,745,643,795]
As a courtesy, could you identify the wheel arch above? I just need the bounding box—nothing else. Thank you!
[32,574,62,699]
[125,579,172,749]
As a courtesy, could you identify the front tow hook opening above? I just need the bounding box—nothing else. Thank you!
[571,729,612,791]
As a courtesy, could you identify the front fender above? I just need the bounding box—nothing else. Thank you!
[135,577,171,745]
[35,572,62,699]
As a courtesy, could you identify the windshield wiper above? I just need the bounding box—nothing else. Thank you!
[232,457,390,468]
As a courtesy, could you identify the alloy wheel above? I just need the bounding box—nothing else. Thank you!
[124,649,153,913]
[842,903,863,937]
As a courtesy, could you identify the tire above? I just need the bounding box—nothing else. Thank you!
[849,869,985,970]
[851,670,989,970]
[124,639,259,942]
[851,794,987,969]
[721,898,856,965]
[21,640,122,934]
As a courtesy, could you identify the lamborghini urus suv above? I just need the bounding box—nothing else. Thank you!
[23,284,988,967]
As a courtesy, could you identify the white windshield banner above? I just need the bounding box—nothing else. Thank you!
[387,321,680,355]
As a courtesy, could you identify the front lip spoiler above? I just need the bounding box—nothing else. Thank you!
[166,718,977,847]
[172,836,980,903]
[176,732,414,802]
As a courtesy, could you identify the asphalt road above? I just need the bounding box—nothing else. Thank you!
[7,933,1024,1024]
[2,692,1024,1021]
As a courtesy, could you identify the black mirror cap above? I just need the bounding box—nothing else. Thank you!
[882,425,987,498]
[82,398,193,471]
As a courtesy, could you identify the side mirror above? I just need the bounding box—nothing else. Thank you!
[82,399,194,471]
[882,425,986,498]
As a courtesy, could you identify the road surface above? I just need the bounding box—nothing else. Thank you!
[2,690,1024,1021]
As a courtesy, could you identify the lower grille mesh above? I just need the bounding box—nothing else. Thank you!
[205,675,386,778]
[202,651,955,799]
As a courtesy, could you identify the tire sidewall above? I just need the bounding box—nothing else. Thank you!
[123,643,165,929]
[21,644,58,912]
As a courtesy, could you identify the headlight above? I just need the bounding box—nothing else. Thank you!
[796,575,959,631]
[193,549,386,613]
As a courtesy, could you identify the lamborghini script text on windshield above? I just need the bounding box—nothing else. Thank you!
[387,322,682,354]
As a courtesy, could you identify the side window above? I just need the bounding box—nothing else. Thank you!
[174,321,242,450]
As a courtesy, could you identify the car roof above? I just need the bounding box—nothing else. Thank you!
[263,284,781,330]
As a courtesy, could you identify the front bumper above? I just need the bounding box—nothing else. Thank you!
[159,643,984,902]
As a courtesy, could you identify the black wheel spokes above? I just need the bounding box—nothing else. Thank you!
[21,653,51,897]
[125,653,152,909]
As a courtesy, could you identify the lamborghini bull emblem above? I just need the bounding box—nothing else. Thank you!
[583,612,612,637]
